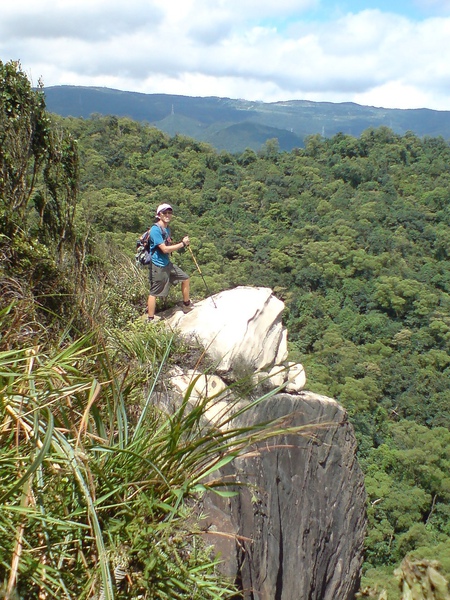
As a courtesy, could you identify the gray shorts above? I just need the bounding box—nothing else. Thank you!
[149,262,189,297]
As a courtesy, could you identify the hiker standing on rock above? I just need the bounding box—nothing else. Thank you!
[146,203,194,322]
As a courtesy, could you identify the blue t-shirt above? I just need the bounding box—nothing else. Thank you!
[150,224,170,267]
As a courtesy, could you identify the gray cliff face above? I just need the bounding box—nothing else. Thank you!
[167,287,367,599]
[202,392,367,600]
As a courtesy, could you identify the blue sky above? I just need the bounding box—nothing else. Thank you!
[312,0,449,20]
[2,0,450,110]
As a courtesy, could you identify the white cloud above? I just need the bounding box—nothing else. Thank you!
[0,0,162,42]
[165,0,317,22]
[416,0,450,13]
[2,0,450,110]
[354,81,435,109]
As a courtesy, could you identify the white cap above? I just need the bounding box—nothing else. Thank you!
[155,203,173,216]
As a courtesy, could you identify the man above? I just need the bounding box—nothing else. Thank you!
[146,203,193,321]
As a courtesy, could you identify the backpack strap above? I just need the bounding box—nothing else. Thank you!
[139,228,151,250]
[150,224,170,255]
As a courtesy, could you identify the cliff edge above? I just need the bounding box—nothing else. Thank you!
[164,286,367,600]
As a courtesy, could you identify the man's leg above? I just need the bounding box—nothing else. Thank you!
[181,278,194,312]
[147,294,157,318]
[169,265,192,312]
[181,278,190,303]
[148,263,164,320]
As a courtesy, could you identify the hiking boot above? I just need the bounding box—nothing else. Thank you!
[147,315,161,323]
[182,300,194,313]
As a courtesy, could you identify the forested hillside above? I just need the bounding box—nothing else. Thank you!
[43,85,450,153]
[64,114,450,594]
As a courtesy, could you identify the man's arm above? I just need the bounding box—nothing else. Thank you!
[158,235,190,254]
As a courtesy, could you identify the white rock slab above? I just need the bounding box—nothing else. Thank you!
[169,368,227,401]
[285,362,307,392]
[167,286,286,373]
[167,367,231,428]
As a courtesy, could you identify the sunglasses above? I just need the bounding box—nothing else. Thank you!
[161,209,173,214]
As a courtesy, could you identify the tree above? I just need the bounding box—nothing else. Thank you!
[0,60,79,259]
[0,61,81,347]
[0,60,50,237]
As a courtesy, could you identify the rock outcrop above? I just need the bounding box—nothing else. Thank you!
[163,287,367,599]
[200,392,366,600]
[166,286,304,392]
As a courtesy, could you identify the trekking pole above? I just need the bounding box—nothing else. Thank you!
[187,245,217,308]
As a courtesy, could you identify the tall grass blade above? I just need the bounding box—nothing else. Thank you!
[133,334,174,440]
[0,408,54,503]
[52,430,114,600]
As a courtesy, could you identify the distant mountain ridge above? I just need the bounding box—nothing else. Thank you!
[43,85,450,153]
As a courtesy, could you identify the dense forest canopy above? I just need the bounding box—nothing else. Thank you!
[1,60,449,598]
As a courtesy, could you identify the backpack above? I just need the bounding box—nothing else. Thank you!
[135,229,151,266]
[135,225,170,266]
